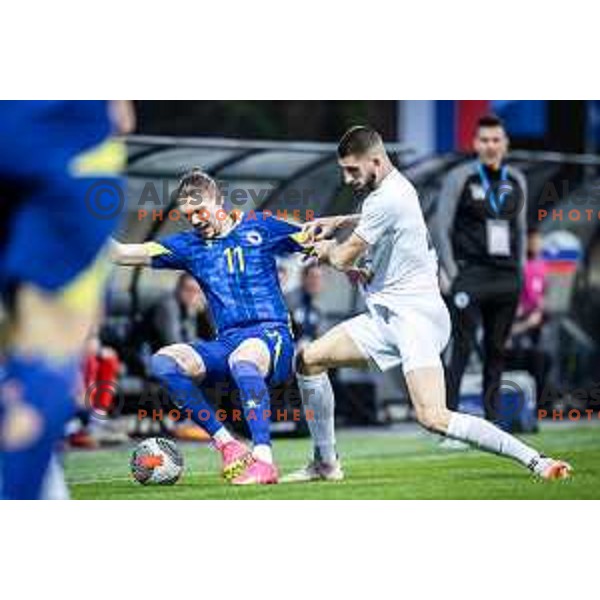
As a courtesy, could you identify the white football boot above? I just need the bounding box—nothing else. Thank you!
[281,459,344,483]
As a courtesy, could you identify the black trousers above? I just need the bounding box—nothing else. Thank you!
[446,271,520,422]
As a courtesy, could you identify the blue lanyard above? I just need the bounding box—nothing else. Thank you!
[477,162,508,216]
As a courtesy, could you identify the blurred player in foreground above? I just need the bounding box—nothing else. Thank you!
[0,101,132,499]
[111,170,308,485]
[284,126,571,483]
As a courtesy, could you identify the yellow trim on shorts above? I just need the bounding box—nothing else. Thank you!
[70,138,127,177]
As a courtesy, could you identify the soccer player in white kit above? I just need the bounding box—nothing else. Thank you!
[284,126,571,483]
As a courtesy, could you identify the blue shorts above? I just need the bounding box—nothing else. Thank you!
[189,322,296,386]
[0,101,124,296]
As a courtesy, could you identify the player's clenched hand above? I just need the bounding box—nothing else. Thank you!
[301,217,339,242]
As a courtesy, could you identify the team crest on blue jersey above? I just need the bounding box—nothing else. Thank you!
[245,230,263,245]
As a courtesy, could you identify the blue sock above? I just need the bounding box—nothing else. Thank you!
[229,360,271,446]
[1,354,78,500]
[150,354,223,436]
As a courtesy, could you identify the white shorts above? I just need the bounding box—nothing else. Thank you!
[342,293,451,374]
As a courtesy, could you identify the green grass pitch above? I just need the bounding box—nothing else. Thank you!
[66,424,600,499]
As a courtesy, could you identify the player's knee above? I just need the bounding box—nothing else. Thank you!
[228,354,267,376]
[296,344,327,376]
[152,346,205,379]
[228,339,270,377]
[1,400,43,450]
[1,377,76,451]
[414,404,451,434]
[150,353,178,379]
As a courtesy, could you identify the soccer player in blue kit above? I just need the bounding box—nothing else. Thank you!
[0,101,132,499]
[111,169,309,485]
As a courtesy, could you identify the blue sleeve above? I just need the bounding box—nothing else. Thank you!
[145,234,188,270]
[262,215,305,255]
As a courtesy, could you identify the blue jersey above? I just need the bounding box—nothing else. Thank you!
[149,213,304,334]
[0,101,112,178]
[0,100,122,295]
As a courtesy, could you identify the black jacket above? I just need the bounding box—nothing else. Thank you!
[433,160,528,287]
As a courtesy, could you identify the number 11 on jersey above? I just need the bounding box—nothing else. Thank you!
[224,246,245,274]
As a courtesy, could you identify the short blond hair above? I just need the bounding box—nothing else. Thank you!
[177,168,219,202]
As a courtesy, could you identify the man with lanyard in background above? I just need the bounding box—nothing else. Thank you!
[435,114,528,425]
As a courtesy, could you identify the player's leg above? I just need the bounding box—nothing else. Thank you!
[41,452,70,500]
[149,343,251,480]
[299,321,369,463]
[228,335,286,485]
[228,338,272,459]
[1,260,106,499]
[283,319,370,483]
[150,343,223,436]
[151,341,250,481]
[1,169,120,499]
[228,325,297,485]
[1,104,125,499]
[399,302,571,480]
[406,365,570,478]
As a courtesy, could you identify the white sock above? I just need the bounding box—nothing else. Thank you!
[253,444,273,464]
[213,427,234,445]
[297,372,337,464]
[41,454,70,500]
[447,412,540,468]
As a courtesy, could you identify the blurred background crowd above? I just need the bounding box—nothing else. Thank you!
[71,100,600,448]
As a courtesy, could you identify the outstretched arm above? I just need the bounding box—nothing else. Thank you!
[109,239,152,266]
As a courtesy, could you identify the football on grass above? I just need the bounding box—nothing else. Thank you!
[130,437,184,485]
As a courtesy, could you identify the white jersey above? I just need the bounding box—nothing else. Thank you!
[353,168,439,310]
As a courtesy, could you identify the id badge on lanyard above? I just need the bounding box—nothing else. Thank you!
[486,219,510,256]
[478,163,511,257]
